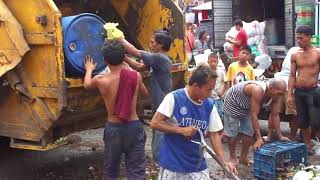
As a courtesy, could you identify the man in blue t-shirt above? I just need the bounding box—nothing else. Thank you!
[151,65,237,179]
[120,30,172,162]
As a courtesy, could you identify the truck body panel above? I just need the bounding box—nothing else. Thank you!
[0,0,186,149]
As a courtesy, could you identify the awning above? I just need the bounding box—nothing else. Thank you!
[191,2,212,11]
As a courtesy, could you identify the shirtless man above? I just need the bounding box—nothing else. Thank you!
[83,40,149,180]
[224,79,288,166]
[287,25,320,153]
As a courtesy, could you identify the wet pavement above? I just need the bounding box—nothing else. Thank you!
[0,122,319,180]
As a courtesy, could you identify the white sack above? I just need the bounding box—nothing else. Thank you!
[255,54,272,70]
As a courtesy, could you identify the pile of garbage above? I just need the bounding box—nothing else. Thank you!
[275,139,320,180]
[312,139,320,156]
[274,163,320,180]
[244,20,267,56]
[224,20,273,70]
[292,165,320,180]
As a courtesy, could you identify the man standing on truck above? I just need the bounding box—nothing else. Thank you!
[151,65,237,179]
[226,19,248,58]
[287,25,320,154]
[83,40,149,180]
[223,79,289,166]
[119,30,173,162]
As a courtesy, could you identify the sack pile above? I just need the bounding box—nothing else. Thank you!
[224,20,272,70]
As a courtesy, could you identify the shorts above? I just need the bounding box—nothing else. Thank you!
[214,99,224,120]
[294,87,320,129]
[103,121,146,180]
[158,167,210,180]
[223,113,254,137]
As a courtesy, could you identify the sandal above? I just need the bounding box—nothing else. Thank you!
[239,160,254,167]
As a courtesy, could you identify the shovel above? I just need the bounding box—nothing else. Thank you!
[191,129,241,180]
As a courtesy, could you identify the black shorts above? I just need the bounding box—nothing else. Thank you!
[294,87,320,129]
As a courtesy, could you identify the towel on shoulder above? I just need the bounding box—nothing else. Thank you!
[114,69,138,121]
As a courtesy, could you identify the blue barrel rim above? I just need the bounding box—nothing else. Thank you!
[62,13,106,77]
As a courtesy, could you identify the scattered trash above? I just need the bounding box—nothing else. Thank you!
[88,166,98,180]
[54,137,67,144]
[88,166,95,171]
[293,170,313,180]
[311,139,320,156]
[292,165,320,180]
[66,135,82,144]
[63,157,70,162]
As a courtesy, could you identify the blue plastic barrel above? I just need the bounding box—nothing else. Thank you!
[62,13,106,77]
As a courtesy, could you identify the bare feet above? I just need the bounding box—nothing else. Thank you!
[289,135,296,141]
[230,156,237,165]
[279,135,291,142]
[267,133,272,142]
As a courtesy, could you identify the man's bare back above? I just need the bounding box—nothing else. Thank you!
[84,57,148,123]
[84,40,149,179]
[92,66,145,123]
[292,47,320,88]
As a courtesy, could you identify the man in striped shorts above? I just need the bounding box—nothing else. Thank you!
[223,79,289,166]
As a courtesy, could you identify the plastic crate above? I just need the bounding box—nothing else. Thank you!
[253,141,307,180]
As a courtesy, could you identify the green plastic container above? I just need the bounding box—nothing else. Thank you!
[311,35,319,47]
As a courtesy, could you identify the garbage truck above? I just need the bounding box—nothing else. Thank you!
[0,0,186,150]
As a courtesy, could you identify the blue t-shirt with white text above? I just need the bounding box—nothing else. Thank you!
[158,89,214,173]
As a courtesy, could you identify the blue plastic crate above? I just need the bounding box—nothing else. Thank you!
[253,141,307,180]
